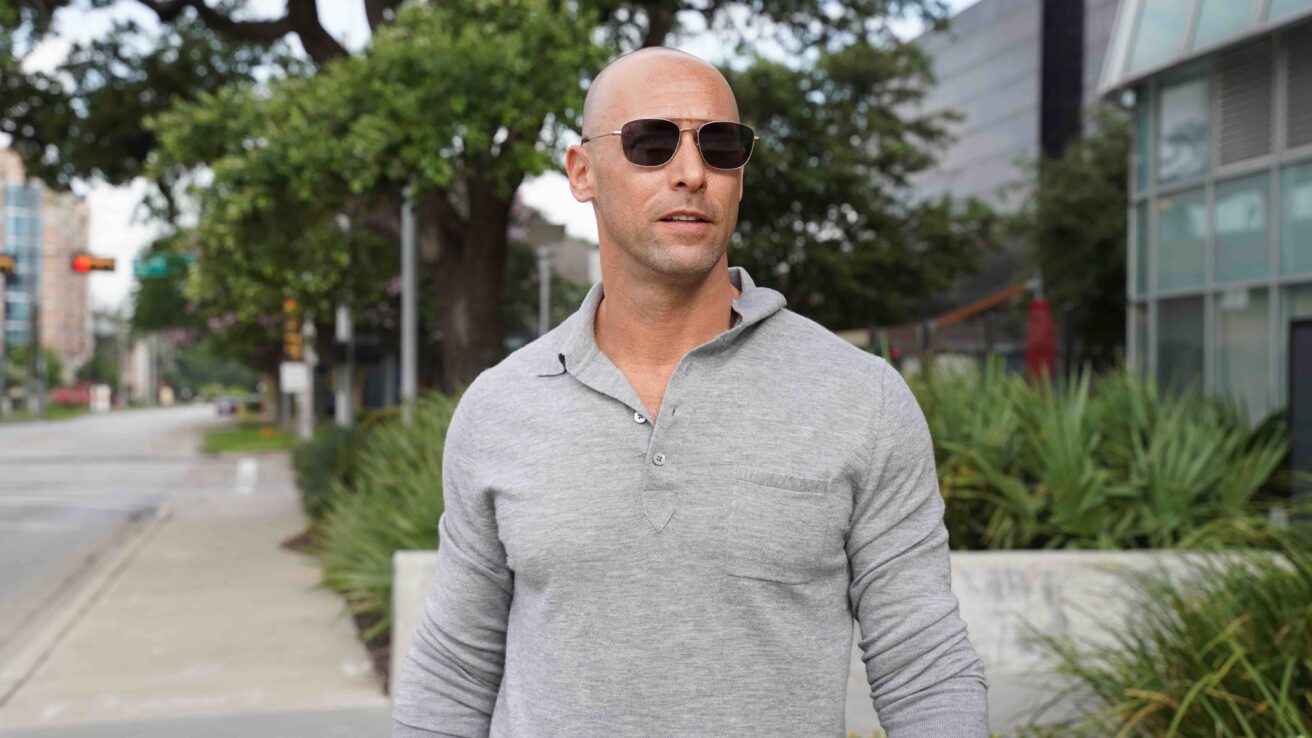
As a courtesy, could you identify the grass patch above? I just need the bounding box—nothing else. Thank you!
[0,404,92,424]
[203,420,297,454]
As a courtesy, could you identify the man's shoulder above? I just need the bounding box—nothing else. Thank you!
[760,308,891,385]
[455,324,569,417]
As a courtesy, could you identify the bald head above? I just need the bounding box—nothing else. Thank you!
[582,48,739,138]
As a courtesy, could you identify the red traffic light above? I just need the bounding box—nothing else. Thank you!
[71,254,115,272]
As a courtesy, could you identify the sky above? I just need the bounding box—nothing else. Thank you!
[12,0,978,311]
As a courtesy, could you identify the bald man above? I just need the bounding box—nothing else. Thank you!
[392,48,988,737]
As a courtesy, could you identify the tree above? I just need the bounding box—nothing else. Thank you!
[1011,103,1129,371]
[3,0,990,388]
[727,43,1000,329]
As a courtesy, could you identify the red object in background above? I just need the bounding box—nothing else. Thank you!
[1025,297,1057,383]
[50,384,93,406]
[71,254,92,273]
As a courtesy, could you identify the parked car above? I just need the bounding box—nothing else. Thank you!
[215,396,240,416]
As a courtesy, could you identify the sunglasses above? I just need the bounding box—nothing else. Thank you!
[580,118,760,170]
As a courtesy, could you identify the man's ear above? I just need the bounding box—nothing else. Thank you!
[566,144,595,203]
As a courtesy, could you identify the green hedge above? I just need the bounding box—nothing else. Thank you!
[309,392,460,641]
[916,357,1295,550]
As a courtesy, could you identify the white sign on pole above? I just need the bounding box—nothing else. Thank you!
[280,361,309,394]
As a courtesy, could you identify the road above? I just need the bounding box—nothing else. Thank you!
[0,405,293,665]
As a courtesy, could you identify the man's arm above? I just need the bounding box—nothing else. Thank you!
[848,359,988,738]
[393,395,513,737]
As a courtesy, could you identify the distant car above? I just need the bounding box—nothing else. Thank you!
[215,396,240,416]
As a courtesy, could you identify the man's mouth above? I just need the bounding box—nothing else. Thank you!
[659,211,711,224]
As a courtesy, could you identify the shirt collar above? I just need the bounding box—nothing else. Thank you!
[535,265,786,377]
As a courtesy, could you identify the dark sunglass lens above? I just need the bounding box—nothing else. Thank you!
[698,122,754,169]
[621,119,680,166]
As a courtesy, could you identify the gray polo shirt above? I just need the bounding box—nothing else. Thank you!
[393,266,988,738]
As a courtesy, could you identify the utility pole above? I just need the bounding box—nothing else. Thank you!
[335,303,353,429]
[298,312,316,442]
[26,303,43,416]
[400,185,417,425]
[335,213,354,429]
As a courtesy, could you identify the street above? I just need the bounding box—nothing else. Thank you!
[0,404,283,649]
[0,406,391,737]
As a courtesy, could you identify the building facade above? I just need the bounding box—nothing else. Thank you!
[0,149,93,384]
[1098,0,1312,425]
[906,0,1120,366]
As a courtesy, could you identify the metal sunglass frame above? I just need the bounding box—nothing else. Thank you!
[580,118,761,170]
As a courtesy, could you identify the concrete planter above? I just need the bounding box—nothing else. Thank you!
[392,549,1273,734]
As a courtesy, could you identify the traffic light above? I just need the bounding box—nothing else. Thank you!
[0,254,14,275]
[71,254,116,272]
[283,298,302,360]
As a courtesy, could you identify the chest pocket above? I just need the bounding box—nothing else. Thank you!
[723,465,834,584]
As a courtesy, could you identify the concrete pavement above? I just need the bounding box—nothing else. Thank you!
[0,407,390,737]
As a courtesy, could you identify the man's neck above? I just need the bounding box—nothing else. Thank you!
[593,262,741,374]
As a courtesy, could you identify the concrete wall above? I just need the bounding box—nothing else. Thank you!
[392,548,1274,734]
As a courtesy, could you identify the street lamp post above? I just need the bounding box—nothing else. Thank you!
[400,185,417,425]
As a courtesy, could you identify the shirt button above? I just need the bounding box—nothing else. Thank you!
[653,453,666,466]
[633,411,647,424]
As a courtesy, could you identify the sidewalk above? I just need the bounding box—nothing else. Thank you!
[0,488,390,736]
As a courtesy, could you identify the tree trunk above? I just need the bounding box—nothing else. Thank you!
[422,185,512,392]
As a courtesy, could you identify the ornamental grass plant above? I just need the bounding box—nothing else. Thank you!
[913,356,1296,551]
[310,390,461,641]
[1011,529,1312,738]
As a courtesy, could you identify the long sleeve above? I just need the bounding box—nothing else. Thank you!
[847,360,988,738]
[393,395,513,738]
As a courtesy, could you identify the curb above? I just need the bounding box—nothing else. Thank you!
[0,504,174,715]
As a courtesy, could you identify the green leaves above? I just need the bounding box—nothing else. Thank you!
[727,44,1001,329]
[1010,103,1132,371]
[1025,532,1312,737]
[920,357,1294,551]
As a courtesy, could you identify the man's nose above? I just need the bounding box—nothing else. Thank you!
[667,128,707,191]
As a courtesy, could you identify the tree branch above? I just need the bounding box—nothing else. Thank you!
[132,0,349,65]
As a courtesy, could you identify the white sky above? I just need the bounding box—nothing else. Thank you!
[11,0,977,310]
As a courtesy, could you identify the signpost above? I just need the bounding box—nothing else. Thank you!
[132,253,194,279]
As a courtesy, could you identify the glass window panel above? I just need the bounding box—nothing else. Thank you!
[1215,286,1270,424]
[1135,91,1151,191]
[1283,161,1312,275]
[1214,173,1269,282]
[1136,201,1150,295]
[1194,0,1258,49]
[1278,284,1312,407]
[1130,0,1194,73]
[1158,296,1205,393]
[1158,65,1210,183]
[1268,0,1312,21]
[1157,189,1207,289]
[6,302,29,321]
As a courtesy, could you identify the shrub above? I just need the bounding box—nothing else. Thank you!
[1017,530,1312,737]
[293,424,360,522]
[292,407,403,522]
[311,390,462,642]
[916,356,1293,550]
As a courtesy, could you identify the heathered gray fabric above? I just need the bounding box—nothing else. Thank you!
[392,266,988,738]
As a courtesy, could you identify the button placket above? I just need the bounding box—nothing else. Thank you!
[641,402,688,533]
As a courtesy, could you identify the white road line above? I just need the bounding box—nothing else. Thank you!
[234,457,258,496]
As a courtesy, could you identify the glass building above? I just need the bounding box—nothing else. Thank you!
[2,182,42,348]
[1100,0,1312,425]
